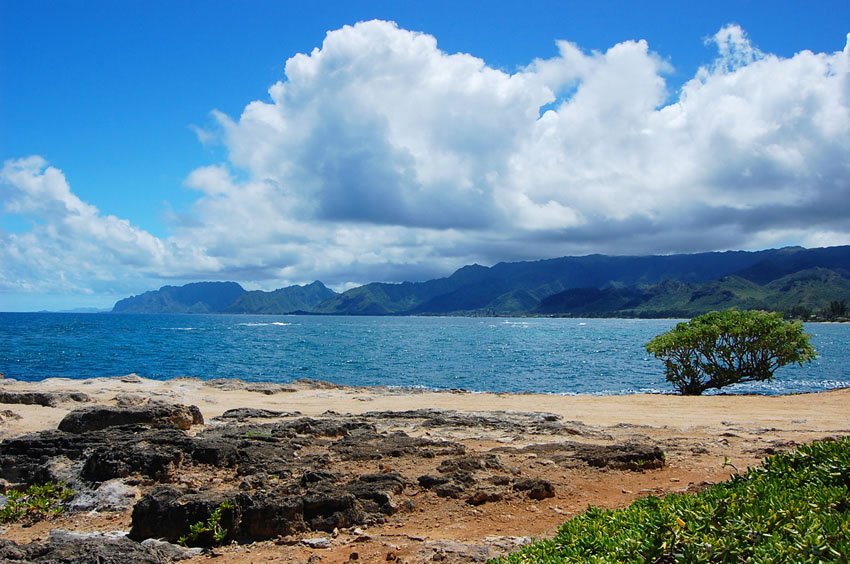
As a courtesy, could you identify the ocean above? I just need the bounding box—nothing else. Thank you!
[0,313,847,395]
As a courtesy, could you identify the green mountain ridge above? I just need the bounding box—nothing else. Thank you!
[111,246,850,317]
[112,281,336,314]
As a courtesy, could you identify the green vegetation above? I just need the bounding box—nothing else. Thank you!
[177,501,234,547]
[645,310,816,395]
[496,437,850,563]
[113,246,850,317]
[0,482,74,524]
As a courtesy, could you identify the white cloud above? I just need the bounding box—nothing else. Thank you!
[0,157,219,296]
[2,21,850,302]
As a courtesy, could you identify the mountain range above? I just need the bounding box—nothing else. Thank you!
[111,245,850,318]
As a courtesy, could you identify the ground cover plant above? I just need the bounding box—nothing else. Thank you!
[496,437,850,563]
[0,482,74,525]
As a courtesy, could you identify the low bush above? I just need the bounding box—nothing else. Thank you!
[177,500,234,547]
[496,437,850,562]
[0,482,74,525]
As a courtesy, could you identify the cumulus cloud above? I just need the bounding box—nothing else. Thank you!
[0,157,218,295]
[2,21,850,300]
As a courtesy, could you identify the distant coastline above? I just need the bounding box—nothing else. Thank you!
[107,245,850,321]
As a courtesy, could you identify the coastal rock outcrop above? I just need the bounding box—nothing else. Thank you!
[58,403,203,433]
[0,390,92,407]
[0,530,199,563]
[0,403,668,551]
[493,441,666,470]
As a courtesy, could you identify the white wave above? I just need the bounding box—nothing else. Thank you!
[238,321,293,327]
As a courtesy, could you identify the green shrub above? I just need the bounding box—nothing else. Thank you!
[177,501,234,547]
[0,482,74,525]
[645,310,816,395]
[496,437,850,563]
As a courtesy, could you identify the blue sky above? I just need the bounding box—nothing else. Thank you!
[2,1,849,310]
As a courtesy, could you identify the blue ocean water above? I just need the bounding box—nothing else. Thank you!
[0,313,847,395]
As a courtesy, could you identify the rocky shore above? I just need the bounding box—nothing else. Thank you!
[1,376,848,563]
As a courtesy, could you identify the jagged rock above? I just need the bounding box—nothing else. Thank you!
[494,441,665,470]
[129,472,407,544]
[0,530,198,563]
[58,403,203,433]
[334,430,465,461]
[213,407,300,420]
[438,454,504,473]
[302,491,362,531]
[417,475,449,488]
[0,429,107,484]
[205,379,298,394]
[346,472,406,516]
[302,537,331,549]
[301,469,338,486]
[0,409,21,423]
[114,393,149,407]
[0,391,91,408]
[69,479,140,511]
[362,409,609,438]
[512,478,555,500]
[239,492,306,538]
[82,443,185,482]
[415,537,532,563]
[467,490,503,505]
[130,487,241,545]
[433,483,465,499]
[0,426,196,485]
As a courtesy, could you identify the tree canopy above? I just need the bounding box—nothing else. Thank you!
[645,310,816,395]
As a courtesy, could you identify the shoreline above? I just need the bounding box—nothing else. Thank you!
[2,375,849,562]
[3,373,849,437]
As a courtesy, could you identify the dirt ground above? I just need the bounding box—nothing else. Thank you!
[1,376,848,563]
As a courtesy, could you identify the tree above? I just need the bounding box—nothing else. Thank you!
[645,310,816,395]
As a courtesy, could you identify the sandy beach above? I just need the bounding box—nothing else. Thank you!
[1,375,849,563]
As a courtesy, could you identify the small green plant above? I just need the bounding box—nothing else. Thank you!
[177,500,234,547]
[0,482,74,525]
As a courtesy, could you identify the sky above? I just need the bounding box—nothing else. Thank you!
[1,0,849,311]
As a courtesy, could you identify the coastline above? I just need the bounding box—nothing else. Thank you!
[2,376,848,562]
[2,375,849,437]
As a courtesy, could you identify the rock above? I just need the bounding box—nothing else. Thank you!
[362,409,610,438]
[512,478,555,500]
[438,454,503,473]
[0,529,197,563]
[0,409,21,423]
[466,490,503,505]
[334,430,465,461]
[302,537,331,549]
[130,487,240,545]
[0,429,109,484]
[114,393,149,407]
[214,407,300,420]
[494,441,665,471]
[433,483,465,499]
[69,479,139,512]
[301,470,338,486]
[417,475,449,488]
[0,391,91,407]
[205,379,298,394]
[58,403,203,433]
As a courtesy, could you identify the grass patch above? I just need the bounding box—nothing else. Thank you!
[0,482,74,525]
[496,437,850,563]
